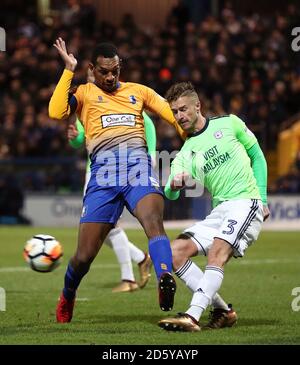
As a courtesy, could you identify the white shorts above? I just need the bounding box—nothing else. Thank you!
[183,199,264,257]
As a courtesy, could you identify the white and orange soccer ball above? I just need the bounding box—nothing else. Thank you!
[23,234,63,272]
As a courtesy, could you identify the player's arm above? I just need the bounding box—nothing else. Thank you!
[157,102,187,140]
[68,118,91,175]
[49,38,78,120]
[141,85,187,140]
[143,111,156,167]
[69,118,85,149]
[231,114,269,219]
[247,143,269,220]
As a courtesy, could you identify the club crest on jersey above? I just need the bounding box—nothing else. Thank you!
[214,130,223,139]
[129,95,137,104]
[98,96,104,102]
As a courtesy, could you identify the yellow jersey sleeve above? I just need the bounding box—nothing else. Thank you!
[73,84,84,118]
[139,85,186,140]
[158,103,187,141]
[48,69,74,120]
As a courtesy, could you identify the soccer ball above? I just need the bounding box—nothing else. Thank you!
[23,234,63,273]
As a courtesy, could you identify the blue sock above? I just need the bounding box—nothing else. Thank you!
[149,235,172,279]
[63,262,86,301]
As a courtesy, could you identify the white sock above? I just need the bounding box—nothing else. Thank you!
[175,260,228,310]
[105,227,135,282]
[186,265,224,321]
[175,260,202,291]
[128,241,145,264]
[212,293,229,311]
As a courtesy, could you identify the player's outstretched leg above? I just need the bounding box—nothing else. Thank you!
[132,177,176,311]
[136,251,152,288]
[56,261,88,323]
[134,194,176,311]
[106,227,152,290]
[56,222,111,323]
[174,257,237,329]
[105,227,139,292]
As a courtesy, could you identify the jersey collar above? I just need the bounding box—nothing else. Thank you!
[187,118,209,138]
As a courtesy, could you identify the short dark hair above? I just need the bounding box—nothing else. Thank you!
[165,82,198,103]
[92,43,119,64]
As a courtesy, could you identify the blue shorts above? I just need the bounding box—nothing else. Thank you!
[80,147,163,224]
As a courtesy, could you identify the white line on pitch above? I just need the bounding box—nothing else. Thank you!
[0,259,298,273]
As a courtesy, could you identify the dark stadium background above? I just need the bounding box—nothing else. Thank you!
[0,0,299,225]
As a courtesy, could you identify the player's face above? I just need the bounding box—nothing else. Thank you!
[90,55,121,92]
[170,96,200,133]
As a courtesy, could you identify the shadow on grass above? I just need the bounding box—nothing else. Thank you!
[1,316,288,342]
[79,313,159,325]
[1,316,162,339]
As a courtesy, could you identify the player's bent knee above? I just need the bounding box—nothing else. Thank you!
[139,211,163,225]
[139,213,165,237]
[208,239,233,268]
[171,239,191,269]
[207,251,230,268]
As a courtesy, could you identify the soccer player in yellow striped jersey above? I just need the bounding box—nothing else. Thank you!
[68,113,155,292]
[49,38,184,322]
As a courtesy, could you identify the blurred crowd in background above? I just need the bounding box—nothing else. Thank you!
[0,0,300,217]
[269,151,300,194]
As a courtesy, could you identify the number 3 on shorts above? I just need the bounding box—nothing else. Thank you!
[222,219,237,235]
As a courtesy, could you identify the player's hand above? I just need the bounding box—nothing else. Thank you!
[263,205,270,221]
[170,172,190,191]
[53,37,77,72]
[67,124,79,141]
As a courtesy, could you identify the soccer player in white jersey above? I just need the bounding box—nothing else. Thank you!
[158,82,270,332]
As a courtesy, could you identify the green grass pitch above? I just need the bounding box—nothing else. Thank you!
[0,227,299,344]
